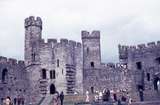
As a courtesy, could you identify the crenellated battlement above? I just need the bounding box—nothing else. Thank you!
[0,56,24,66]
[81,30,100,39]
[76,42,81,48]
[69,40,76,47]
[119,41,160,60]
[0,56,7,63]
[18,60,25,65]
[47,38,57,44]
[8,58,17,65]
[40,38,81,49]
[60,38,68,45]
[25,16,42,29]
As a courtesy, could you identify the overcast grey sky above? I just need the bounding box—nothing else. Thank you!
[0,0,160,62]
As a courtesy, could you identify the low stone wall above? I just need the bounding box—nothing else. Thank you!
[131,101,160,105]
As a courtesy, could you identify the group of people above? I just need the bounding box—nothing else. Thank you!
[52,91,64,105]
[1,96,25,105]
[86,89,131,105]
[1,92,64,105]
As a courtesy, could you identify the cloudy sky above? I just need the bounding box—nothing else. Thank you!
[0,0,160,62]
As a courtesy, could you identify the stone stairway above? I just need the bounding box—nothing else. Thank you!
[39,94,54,105]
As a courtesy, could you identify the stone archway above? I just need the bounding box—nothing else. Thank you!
[50,84,56,94]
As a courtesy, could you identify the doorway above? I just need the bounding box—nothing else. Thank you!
[50,84,56,94]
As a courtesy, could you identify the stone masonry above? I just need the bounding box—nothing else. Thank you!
[0,16,160,105]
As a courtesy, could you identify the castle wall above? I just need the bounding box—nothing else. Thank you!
[119,42,160,101]
[75,42,83,94]
[0,56,27,105]
[2,15,160,105]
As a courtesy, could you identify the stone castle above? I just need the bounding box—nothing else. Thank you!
[0,16,160,105]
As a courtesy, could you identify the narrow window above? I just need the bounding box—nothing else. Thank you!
[42,69,46,79]
[2,68,8,82]
[53,70,55,79]
[91,62,94,67]
[31,53,36,61]
[62,69,63,75]
[136,62,142,70]
[57,59,59,67]
[91,87,94,93]
[147,73,150,81]
[50,70,56,79]
[50,71,53,79]
[87,47,89,54]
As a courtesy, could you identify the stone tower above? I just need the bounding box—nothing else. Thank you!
[81,31,101,69]
[24,16,42,65]
[24,16,43,104]
[81,30,101,93]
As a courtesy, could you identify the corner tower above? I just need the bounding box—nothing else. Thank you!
[81,30,101,69]
[24,16,42,65]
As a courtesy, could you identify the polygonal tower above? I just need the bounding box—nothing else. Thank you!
[24,16,43,105]
[24,16,42,66]
[81,30,101,69]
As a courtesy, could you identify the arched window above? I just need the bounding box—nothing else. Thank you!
[2,68,8,82]
[42,69,47,79]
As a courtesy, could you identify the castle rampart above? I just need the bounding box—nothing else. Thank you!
[0,56,24,66]
[25,16,42,29]
[119,41,160,60]
[81,30,100,39]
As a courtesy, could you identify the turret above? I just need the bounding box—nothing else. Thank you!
[24,16,42,65]
[81,30,101,69]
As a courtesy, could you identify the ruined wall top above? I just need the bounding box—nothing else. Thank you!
[81,30,100,39]
[25,16,42,29]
